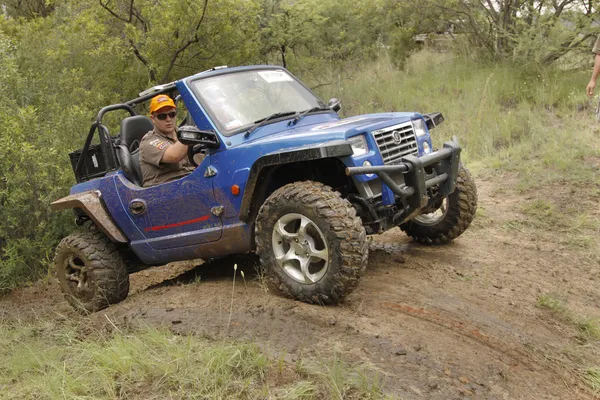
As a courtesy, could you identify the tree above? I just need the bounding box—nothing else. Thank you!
[259,0,326,68]
[423,0,599,64]
[1,0,56,19]
[97,0,261,84]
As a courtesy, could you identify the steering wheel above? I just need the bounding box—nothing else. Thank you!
[187,144,204,167]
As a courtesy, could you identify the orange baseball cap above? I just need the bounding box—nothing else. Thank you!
[149,94,176,114]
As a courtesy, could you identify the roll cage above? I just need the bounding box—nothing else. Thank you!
[71,83,178,183]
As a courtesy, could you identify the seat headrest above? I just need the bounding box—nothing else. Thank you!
[120,115,153,151]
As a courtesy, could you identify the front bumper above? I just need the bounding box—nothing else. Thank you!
[346,137,461,210]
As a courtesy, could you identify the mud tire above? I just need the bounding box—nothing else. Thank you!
[54,230,129,313]
[400,166,477,245]
[255,181,368,305]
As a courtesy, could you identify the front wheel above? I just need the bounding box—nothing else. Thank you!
[400,166,477,245]
[255,181,368,305]
[54,230,129,313]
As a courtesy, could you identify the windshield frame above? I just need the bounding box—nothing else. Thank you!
[187,66,328,137]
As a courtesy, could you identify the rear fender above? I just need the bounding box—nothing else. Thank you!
[51,190,128,243]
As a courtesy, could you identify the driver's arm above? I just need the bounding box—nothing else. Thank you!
[161,141,188,163]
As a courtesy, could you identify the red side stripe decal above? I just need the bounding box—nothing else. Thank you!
[145,215,210,232]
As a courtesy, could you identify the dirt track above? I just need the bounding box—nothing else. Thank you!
[2,172,599,399]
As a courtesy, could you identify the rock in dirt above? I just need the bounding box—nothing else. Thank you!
[395,347,408,356]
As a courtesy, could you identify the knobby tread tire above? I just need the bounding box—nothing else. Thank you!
[54,230,129,313]
[255,181,368,305]
[400,166,477,245]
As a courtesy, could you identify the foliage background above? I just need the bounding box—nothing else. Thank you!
[0,0,598,290]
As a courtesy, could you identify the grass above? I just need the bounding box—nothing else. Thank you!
[537,293,600,343]
[317,49,600,189]
[537,293,600,394]
[584,368,600,395]
[537,293,569,315]
[320,50,599,262]
[505,194,600,260]
[520,199,598,233]
[0,317,391,400]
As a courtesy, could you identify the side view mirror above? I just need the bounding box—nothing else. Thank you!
[177,125,220,148]
[422,112,444,130]
[328,98,342,113]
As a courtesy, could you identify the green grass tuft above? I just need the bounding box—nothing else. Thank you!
[537,293,600,345]
[538,293,568,314]
[0,318,391,399]
[577,319,600,342]
[583,368,600,394]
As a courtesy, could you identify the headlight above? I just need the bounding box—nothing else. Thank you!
[412,118,428,137]
[349,135,368,156]
[423,141,431,154]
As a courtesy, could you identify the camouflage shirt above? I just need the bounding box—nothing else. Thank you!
[593,36,600,55]
[139,128,195,187]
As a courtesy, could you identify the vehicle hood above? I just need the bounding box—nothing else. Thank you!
[235,112,420,149]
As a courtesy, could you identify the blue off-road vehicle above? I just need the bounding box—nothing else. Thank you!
[53,65,477,312]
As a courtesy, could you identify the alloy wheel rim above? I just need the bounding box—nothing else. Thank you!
[414,198,449,226]
[65,255,89,291]
[271,213,329,284]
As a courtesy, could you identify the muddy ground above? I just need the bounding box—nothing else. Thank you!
[2,171,599,399]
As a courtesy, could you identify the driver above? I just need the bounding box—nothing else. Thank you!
[140,94,198,187]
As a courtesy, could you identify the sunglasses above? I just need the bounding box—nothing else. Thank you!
[155,111,177,121]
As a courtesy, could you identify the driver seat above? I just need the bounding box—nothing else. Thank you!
[115,115,153,186]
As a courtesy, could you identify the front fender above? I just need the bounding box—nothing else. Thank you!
[51,190,128,243]
[238,140,353,221]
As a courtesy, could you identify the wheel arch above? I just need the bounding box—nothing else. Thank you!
[51,190,128,243]
[239,141,356,223]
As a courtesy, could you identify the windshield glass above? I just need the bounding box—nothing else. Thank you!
[191,69,325,136]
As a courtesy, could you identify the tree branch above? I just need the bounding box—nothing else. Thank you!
[128,39,157,82]
[128,0,134,23]
[160,0,209,83]
[542,32,594,64]
[481,0,499,22]
[98,0,129,23]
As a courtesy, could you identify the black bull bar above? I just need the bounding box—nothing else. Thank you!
[345,138,461,209]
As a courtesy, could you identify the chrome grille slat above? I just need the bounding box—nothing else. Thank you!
[371,121,418,164]
[380,141,417,155]
[387,147,418,158]
[379,127,413,136]
[379,129,413,137]
[379,132,413,141]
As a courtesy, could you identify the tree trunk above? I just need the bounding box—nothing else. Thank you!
[281,45,287,68]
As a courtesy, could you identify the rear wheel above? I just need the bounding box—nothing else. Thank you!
[400,166,477,244]
[54,230,129,313]
[255,181,368,304]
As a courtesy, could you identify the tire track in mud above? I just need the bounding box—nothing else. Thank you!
[367,240,536,368]
[380,301,534,370]
[363,236,590,399]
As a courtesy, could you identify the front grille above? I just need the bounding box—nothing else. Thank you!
[371,122,418,164]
